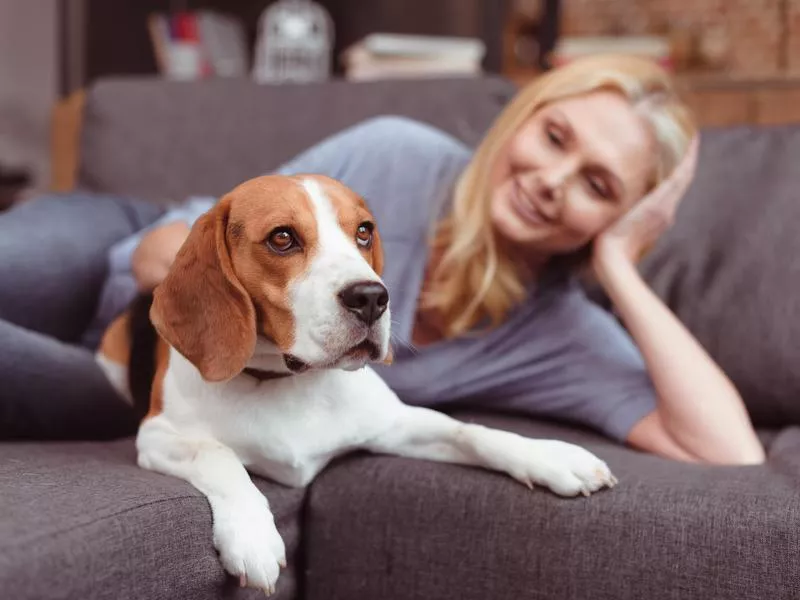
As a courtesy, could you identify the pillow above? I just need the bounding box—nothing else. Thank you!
[639,124,800,427]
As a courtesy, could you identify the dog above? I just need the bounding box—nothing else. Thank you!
[96,174,617,595]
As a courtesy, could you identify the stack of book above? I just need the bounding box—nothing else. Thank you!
[550,35,674,71]
[341,33,486,81]
[148,10,248,80]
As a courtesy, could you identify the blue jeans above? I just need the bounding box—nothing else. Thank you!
[0,192,163,440]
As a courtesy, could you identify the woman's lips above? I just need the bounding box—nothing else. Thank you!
[510,180,547,226]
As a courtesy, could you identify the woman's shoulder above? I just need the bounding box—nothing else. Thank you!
[276,115,472,181]
[341,115,470,151]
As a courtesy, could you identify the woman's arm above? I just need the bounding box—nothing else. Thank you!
[131,220,190,291]
[593,251,764,464]
[593,137,764,464]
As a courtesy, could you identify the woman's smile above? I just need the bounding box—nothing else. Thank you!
[510,178,549,227]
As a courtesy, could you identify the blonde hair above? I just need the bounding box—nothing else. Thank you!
[424,54,697,339]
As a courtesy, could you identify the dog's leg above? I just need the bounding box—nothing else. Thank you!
[365,406,617,497]
[136,416,286,595]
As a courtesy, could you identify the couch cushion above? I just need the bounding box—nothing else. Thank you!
[305,412,800,600]
[638,124,800,427]
[77,76,515,205]
[0,439,305,600]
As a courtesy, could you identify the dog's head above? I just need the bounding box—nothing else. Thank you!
[150,174,392,382]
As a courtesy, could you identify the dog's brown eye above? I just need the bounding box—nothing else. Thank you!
[267,228,298,254]
[356,223,373,248]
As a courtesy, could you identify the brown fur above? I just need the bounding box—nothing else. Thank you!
[150,176,328,382]
[147,339,170,418]
[98,313,131,365]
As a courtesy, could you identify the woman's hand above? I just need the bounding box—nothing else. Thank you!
[593,136,699,272]
[131,220,191,291]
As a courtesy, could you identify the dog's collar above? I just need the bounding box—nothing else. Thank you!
[242,367,294,382]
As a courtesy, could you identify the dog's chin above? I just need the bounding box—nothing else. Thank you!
[336,340,383,371]
[284,339,383,373]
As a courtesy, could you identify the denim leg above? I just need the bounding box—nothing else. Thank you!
[0,191,163,342]
[0,317,139,440]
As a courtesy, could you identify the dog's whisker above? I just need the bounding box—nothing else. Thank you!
[389,332,419,356]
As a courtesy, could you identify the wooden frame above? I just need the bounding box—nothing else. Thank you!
[49,90,84,192]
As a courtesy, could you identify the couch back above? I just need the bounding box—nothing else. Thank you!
[77,76,516,204]
[78,76,800,428]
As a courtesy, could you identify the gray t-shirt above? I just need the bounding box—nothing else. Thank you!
[100,115,657,440]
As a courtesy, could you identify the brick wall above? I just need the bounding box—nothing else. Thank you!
[560,0,790,77]
[789,0,800,73]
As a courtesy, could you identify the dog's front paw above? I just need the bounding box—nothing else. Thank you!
[212,499,287,595]
[515,439,618,497]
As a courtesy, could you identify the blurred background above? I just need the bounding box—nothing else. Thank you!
[1,0,797,208]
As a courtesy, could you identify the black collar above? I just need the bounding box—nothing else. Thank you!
[242,367,294,382]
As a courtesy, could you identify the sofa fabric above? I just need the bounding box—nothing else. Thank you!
[0,440,305,600]
[639,125,800,427]
[77,76,516,205]
[306,413,800,600]
[5,421,797,600]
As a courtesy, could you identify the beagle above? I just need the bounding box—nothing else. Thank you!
[96,174,617,595]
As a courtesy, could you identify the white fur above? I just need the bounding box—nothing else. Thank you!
[288,178,391,369]
[126,180,617,595]
[95,353,132,404]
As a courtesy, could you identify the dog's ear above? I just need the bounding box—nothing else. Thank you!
[150,196,256,382]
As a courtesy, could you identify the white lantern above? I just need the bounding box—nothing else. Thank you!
[252,0,334,83]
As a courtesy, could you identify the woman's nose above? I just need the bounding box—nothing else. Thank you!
[540,158,578,202]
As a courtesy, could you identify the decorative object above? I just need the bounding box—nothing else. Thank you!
[252,0,334,84]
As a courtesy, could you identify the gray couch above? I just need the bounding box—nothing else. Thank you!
[2,76,800,600]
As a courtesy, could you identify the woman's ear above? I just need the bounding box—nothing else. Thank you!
[150,197,256,382]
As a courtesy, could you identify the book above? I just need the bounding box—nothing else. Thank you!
[196,11,248,77]
[148,10,247,79]
[341,33,486,81]
[550,35,674,70]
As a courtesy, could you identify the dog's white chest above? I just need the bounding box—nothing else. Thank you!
[163,361,400,487]
[229,393,368,486]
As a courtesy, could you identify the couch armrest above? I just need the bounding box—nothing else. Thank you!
[50,90,85,192]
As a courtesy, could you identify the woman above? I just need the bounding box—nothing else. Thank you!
[0,55,764,464]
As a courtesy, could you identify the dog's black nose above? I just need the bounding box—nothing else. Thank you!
[338,281,388,326]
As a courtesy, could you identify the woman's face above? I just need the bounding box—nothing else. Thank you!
[490,89,657,259]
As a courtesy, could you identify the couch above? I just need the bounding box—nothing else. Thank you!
[2,75,799,600]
